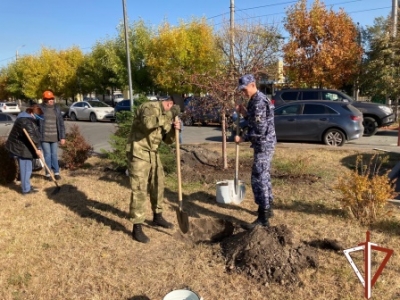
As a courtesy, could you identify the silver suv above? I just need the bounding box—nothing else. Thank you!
[272,89,394,136]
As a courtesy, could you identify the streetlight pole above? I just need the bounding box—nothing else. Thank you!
[16,45,25,61]
[122,0,134,109]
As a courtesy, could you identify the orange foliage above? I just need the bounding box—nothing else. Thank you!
[283,0,363,88]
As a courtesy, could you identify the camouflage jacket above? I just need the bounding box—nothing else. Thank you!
[244,91,276,151]
[126,101,175,162]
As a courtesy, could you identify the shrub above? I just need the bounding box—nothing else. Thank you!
[60,124,93,170]
[335,154,397,225]
[0,138,18,184]
[103,111,133,169]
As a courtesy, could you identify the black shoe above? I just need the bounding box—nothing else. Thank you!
[54,175,61,180]
[22,189,39,195]
[132,224,150,243]
[153,213,174,229]
[241,207,272,230]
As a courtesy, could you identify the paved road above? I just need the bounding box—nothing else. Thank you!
[65,120,400,154]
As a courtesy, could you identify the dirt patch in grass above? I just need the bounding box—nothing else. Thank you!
[174,217,235,243]
[179,145,321,185]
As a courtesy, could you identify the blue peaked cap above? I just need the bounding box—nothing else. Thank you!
[238,74,255,90]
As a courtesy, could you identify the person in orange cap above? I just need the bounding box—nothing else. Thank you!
[37,90,66,181]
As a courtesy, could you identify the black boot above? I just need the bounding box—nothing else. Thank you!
[241,207,272,230]
[153,213,174,229]
[132,224,150,243]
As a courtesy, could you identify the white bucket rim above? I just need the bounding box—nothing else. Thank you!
[163,289,201,300]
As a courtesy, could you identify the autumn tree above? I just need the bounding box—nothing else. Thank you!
[77,40,123,99]
[146,18,222,94]
[283,0,362,88]
[115,19,155,94]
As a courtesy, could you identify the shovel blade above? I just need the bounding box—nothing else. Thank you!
[176,207,190,234]
[51,186,61,195]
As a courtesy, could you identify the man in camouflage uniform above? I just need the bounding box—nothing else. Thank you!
[126,97,181,243]
[234,74,276,229]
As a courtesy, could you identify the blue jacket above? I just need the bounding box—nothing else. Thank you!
[244,91,276,151]
[38,103,66,141]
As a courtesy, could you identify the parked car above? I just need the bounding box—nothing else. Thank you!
[83,97,100,102]
[181,96,221,126]
[230,100,364,146]
[114,99,132,113]
[112,93,125,106]
[272,88,394,136]
[146,94,158,101]
[68,101,115,122]
[0,112,16,137]
[0,101,21,115]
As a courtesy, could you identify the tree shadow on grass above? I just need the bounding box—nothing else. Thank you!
[369,218,400,236]
[44,184,131,236]
[340,152,400,172]
[127,296,150,300]
[164,187,254,225]
[274,199,346,218]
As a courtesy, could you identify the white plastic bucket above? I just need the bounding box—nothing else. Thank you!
[163,289,201,300]
[216,179,245,205]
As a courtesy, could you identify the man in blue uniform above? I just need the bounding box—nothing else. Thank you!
[234,74,276,229]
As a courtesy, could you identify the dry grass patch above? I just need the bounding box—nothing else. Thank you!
[0,145,400,299]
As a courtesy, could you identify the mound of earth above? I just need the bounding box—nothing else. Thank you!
[222,225,319,286]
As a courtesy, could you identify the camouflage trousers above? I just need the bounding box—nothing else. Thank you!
[128,152,165,224]
[251,149,275,209]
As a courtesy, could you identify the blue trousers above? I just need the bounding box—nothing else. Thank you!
[18,157,33,193]
[251,150,274,209]
[41,142,60,175]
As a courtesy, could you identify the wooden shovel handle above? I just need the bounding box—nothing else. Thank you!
[22,128,56,182]
[174,117,183,209]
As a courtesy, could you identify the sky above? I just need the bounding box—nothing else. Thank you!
[0,0,393,68]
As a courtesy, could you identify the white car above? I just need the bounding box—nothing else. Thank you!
[112,93,124,104]
[0,102,21,114]
[68,101,115,122]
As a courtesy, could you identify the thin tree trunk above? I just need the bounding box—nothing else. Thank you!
[222,111,228,169]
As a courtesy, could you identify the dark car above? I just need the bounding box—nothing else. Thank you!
[231,100,364,146]
[181,96,221,126]
[114,99,132,114]
[275,101,364,146]
[0,112,16,137]
[272,88,394,136]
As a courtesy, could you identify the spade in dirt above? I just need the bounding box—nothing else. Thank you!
[23,128,61,195]
[174,117,189,233]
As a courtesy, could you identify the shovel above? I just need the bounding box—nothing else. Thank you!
[174,117,189,233]
[23,128,61,195]
[234,114,240,195]
[231,111,246,204]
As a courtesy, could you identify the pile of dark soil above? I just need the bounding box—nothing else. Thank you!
[221,225,319,286]
[175,218,319,287]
